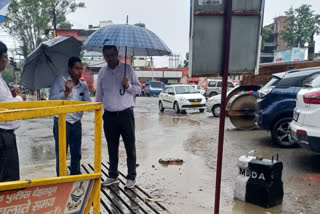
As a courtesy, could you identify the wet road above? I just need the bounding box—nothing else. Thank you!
[17,97,320,214]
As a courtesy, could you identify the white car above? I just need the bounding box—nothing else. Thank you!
[206,87,240,117]
[159,85,206,113]
[206,94,222,117]
[290,74,320,152]
[191,85,206,95]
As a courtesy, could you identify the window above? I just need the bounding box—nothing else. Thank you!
[168,87,174,94]
[208,81,217,87]
[175,86,198,94]
[310,75,320,87]
[150,82,162,88]
[217,81,222,87]
[162,87,169,94]
[198,0,222,5]
[303,74,320,87]
[228,82,234,88]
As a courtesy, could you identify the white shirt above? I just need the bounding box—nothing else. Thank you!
[96,62,141,112]
[0,73,23,130]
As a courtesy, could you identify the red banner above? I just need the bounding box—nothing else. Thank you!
[0,179,94,214]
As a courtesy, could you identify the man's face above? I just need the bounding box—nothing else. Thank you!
[0,52,8,72]
[69,62,83,80]
[103,48,119,68]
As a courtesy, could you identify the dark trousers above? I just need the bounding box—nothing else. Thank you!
[103,108,136,180]
[0,129,19,182]
[53,117,82,176]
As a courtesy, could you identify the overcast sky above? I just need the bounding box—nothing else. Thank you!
[1,0,320,66]
[68,0,320,67]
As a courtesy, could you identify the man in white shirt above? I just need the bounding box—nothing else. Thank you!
[96,45,141,189]
[0,41,26,182]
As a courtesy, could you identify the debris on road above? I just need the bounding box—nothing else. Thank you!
[159,158,184,165]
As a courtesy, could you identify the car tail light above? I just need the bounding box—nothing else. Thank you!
[303,92,320,104]
[296,129,307,136]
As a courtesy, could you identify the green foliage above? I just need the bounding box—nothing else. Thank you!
[261,27,273,49]
[1,70,14,84]
[281,4,319,48]
[183,52,189,68]
[2,0,85,58]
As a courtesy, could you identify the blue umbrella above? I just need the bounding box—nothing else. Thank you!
[83,24,172,56]
[0,0,11,23]
[83,23,172,95]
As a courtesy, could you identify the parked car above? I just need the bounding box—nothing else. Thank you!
[206,94,222,117]
[159,84,206,113]
[290,74,320,152]
[205,78,236,97]
[206,87,250,117]
[191,84,206,96]
[257,67,320,147]
[144,81,164,96]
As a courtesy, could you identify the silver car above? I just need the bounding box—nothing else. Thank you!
[205,79,236,97]
[206,94,222,117]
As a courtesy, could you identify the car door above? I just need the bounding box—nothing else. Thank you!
[161,87,170,108]
[216,81,222,94]
[167,87,176,108]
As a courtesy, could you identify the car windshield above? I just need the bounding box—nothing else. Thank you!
[175,86,198,94]
[262,77,281,90]
[150,82,162,88]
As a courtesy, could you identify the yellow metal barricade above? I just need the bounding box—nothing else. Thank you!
[0,100,102,214]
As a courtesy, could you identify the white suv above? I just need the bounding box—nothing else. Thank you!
[159,85,206,113]
[205,79,236,97]
[290,74,320,152]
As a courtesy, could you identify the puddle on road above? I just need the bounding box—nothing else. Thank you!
[224,200,289,214]
[136,112,200,132]
[31,143,55,162]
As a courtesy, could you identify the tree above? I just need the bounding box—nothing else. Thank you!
[261,26,273,49]
[183,52,189,68]
[2,0,85,58]
[1,70,14,84]
[281,4,319,48]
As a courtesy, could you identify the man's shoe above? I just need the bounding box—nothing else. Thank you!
[102,178,119,187]
[125,179,136,189]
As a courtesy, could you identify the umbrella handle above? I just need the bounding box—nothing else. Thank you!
[120,46,128,96]
[120,86,125,95]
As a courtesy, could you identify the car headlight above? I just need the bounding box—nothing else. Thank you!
[180,97,188,102]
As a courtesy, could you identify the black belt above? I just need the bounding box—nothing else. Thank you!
[104,107,133,116]
[0,128,14,133]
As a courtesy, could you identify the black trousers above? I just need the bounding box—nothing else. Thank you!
[103,108,136,180]
[0,129,19,182]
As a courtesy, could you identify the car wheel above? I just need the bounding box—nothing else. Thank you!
[159,101,164,112]
[199,109,205,113]
[209,92,218,97]
[271,117,296,147]
[174,102,180,113]
[212,105,221,117]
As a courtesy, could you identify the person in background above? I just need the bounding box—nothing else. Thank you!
[49,56,91,176]
[0,41,26,182]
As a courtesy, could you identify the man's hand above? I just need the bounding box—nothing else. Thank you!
[14,88,26,101]
[9,87,17,97]
[19,94,27,101]
[123,77,129,89]
[64,81,73,96]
